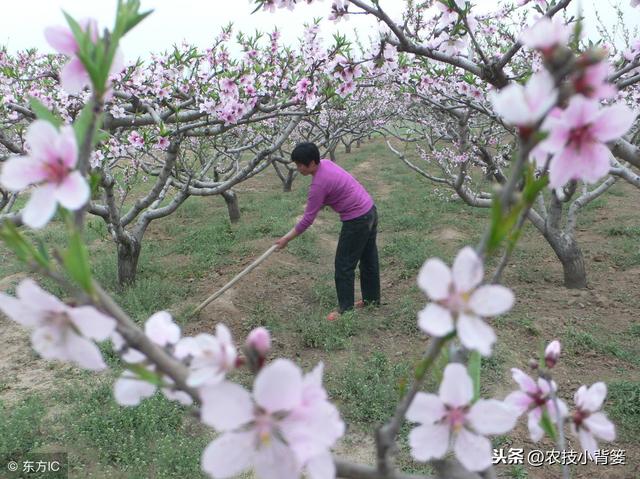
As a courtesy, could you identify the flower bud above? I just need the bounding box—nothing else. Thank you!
[545,340,561,369]
[528,358,539,370]
[246,327,271,356]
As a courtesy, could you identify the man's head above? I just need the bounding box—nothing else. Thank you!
[291,142,320,175]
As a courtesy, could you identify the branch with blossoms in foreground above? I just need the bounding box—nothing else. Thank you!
[0,2,627,479]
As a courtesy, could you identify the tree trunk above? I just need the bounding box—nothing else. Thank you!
[283,170,295,192]
[222,190,240,223]
[345,143,352,154]
[117,238,141,286]
[329,146,337,162]
[543,230,587,289]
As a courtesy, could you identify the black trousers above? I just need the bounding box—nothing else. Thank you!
[335,205,380,313]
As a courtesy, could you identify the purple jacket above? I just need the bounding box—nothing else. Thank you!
[295,159,374,234]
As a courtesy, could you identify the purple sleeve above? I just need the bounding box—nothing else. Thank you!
[294,181,325,234]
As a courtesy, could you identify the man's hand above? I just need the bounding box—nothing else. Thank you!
[275,227,299,250]
[275,236,289,250]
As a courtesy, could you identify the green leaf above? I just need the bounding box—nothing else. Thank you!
[0,221,50,268]
[468,351,482,402]
[539,409,558,441]
[89,172,102,197]
[94,129,111,145]
[126,363,163,386]
[29,98,62,128]
[73,101,95,147]
[63,226,94,294]
[0,222,32,263]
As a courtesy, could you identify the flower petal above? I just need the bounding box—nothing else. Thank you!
[68,306,116,341]
[452,247,483,293]
[113,371,156,406]
[201,432,255,479]
[591,103,636,142]
[161,387,193,406]
[53,170,90,211]
[457,313,496,356]
[584,412,615,441]
[454,429,492,472]
[578,428,598,455]
[200,381,253,431]
[60,57,90,94]
[44,26,78,55]
[504,390,533,416]
[468,399,518,435]
[409,423,450,462]
[25,120,60,159]
[406,392,446,425]
[64,331,107,370]
[306,451,335,479]
[23,185,58,229]
[254,359,303,413]
[417,258,452,300]
[439,363,473,408]
[527,409,545,442]
[417,303,454,337]
[0,156,46,191]
[254,438,301,479]
[511,368,538,394]
[469,285,514,317]
[144,311,180,346]
[0,292,41,327]
[578,382,607,412]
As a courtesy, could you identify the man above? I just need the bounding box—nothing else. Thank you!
[275,142,380,321]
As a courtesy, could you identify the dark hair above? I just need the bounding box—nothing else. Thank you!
[291,142,320,166]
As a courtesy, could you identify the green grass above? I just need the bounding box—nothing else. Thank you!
[329,351,410,427]
[607,381,640,441]
[58,379,211,478]
[564,327,640,366]
[295,310,362,351]
[0,397,47,464]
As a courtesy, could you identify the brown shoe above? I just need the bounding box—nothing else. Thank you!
[355,300,365,309]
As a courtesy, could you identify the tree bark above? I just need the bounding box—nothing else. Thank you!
[543,229,587,289]
[283,170,295,192]
[329,145,337,162]
[117,238,142,285]
[345,142,352,154]
[222,190,240,223]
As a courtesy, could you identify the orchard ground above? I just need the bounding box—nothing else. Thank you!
[1,139,639,479]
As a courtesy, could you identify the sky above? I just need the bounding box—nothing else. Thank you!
[0,0,638,59]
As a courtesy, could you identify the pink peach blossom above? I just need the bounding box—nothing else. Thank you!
[505,368,568,441]
[544,340,561,368]
[45,20,124,94]
[246,327,271,356]
[0,279,115,370]
[571,382,616,454]
[490,69,558,127]
[145,311,180,346]
[113,311,193,406]
[541,96,636,188]
[0,120,89,229]
[520,18,571,54]
[407,363,517,472]
[572,61,617,100]
[417,246,514,356]
[200,359,343,479]
[174,324,237,388]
